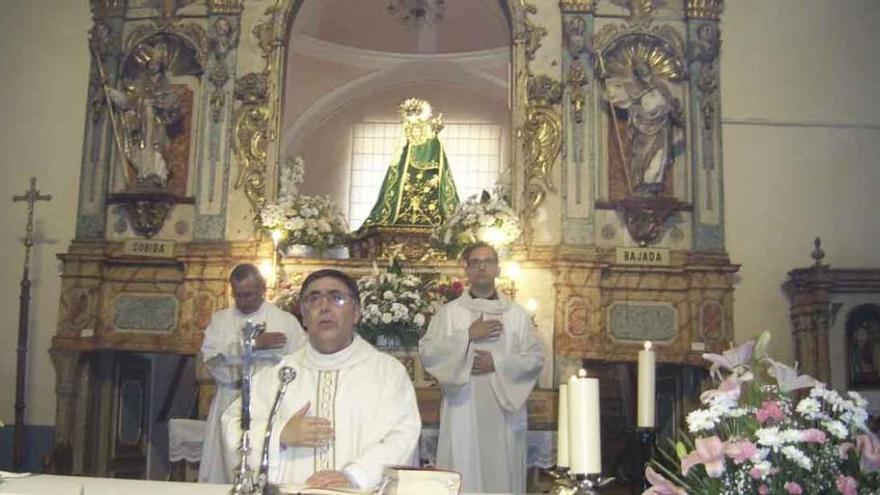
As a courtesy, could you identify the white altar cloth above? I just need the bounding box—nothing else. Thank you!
[0,474,539,494]
[0,474,227,495]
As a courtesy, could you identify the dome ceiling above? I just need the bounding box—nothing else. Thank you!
[291,0,510,54]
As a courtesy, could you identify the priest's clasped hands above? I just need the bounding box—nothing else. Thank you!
[469,314,501,375]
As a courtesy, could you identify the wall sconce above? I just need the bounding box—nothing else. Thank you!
[258,259,276,288]
[502,260,521,299]
[526,297,538,327]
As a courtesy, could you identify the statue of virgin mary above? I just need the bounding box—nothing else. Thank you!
[359,99,460,229]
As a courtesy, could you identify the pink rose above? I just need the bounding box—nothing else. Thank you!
[784,481,803,494]
[801,428,827,443]
[758,485,769,495]
[836,474,858,495]
[724,440,758,464]
[755,400,784,424]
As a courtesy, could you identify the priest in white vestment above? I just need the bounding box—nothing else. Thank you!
[199,264,305,483]
[222,269,421,490]
[420,242,545,493]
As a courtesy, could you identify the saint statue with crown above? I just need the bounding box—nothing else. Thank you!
[352,99,460,259]
[361,98,460,228]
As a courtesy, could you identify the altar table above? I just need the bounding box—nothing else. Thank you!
[0,474,534,495]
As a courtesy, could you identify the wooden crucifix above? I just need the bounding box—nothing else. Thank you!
[11,177,51,471]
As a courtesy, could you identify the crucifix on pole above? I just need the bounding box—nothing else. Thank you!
[11,177,51,472]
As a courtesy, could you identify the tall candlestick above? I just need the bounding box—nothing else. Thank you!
[568,369,601,475]
[556,383,569,468]
[637,341,656,428]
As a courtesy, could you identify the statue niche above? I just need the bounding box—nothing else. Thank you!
[105,34,201,237]
[593,29,691,245]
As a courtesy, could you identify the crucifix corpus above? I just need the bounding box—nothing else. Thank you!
[11,177,51,471]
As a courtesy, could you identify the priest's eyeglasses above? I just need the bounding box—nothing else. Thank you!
[466,257,498,268]
[301,290,356,309]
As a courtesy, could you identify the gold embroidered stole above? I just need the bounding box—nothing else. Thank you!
[314,369,339,473]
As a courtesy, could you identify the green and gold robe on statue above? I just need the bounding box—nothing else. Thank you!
[361,135,460,228]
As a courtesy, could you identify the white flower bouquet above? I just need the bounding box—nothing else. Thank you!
[357,261,438,348]
[433,190,521,257]
[261,195,348,252]
[645,331,880,495]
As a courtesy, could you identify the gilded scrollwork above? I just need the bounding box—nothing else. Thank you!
[519,75,563,238]
[512,1,546,61]
[521,17,547,61]
[232,72,271,217]
[686,0,724,20]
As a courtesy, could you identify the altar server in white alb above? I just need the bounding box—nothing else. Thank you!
[199,264,306,483]
[222,269,421,490]
[420,242,545,493]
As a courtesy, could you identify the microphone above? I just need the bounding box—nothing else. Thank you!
[257,366,297,493]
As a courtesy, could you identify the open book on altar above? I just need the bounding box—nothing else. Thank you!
[377,466,462,495]
[279,466,461,495]
[280,485,374,495]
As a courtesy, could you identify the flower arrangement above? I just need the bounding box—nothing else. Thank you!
[356,260,438,348]
[645,332,880,495]
[427,277,465,312]
[433,190,521,257]
[260,156,349,252]
[273,275,301,322]
[261,195,348,252]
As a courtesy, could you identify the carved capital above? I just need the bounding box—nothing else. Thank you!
[686,0,724,20]
[559,0,595,14]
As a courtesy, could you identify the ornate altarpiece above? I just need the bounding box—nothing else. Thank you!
[784,239,880,412]
[51,0,733,482]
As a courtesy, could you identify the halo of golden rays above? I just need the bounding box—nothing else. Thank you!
[602,36,684,82]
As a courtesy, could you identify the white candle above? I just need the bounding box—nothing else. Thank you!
[556,384,569,468]
[637,341,656,428]
[568,369,601,474]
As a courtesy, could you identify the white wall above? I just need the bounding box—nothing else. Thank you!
[2,0,879,428]
[721,0,880,364]
[0,2,91,425]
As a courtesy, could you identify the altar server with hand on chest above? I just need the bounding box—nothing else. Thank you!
[420,242,545,493]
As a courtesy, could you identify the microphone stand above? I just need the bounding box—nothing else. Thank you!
[255,366,297,495]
